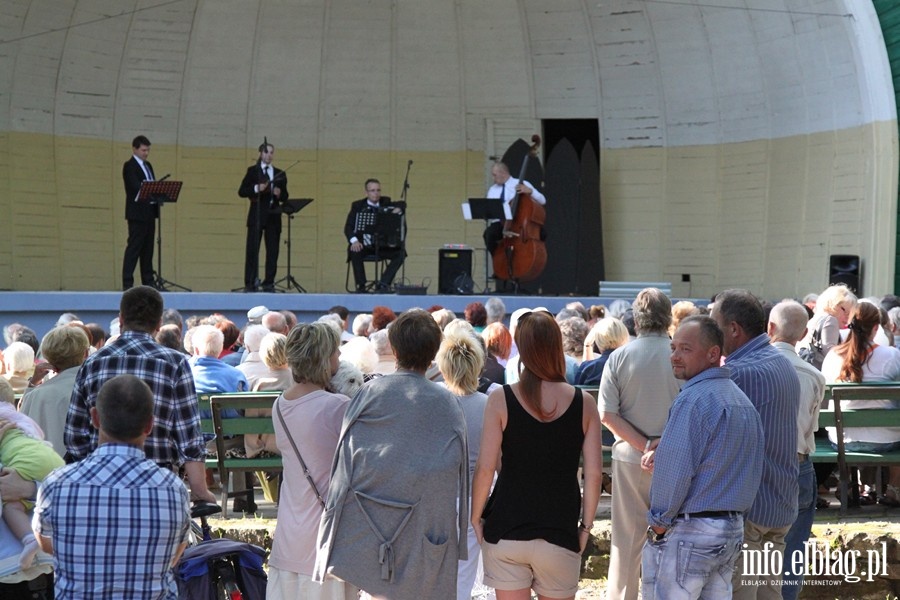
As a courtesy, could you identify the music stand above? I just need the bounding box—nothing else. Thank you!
[274,198,313,293]
[352,207,406,292]
[138,180,190,292]
[465,197,507,293]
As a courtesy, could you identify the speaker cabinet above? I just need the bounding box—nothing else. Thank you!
[438,248,473,295]
[829,254,861,295]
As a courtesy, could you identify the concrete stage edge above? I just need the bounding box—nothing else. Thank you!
[0,291,705,340]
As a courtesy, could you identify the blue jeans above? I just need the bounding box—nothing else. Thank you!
[781,459,816,600]
[642,514,744,600]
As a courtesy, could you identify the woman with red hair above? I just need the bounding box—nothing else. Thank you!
[472,311,603,600]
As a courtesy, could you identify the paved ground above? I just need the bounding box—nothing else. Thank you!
[210,488,900,599]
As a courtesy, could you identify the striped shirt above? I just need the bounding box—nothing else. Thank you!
[66,330,206,466]
[725,333,800,528]
[33,443,190,599]
[648,367,764,528]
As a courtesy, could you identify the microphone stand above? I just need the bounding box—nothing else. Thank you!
[397,160,413,284]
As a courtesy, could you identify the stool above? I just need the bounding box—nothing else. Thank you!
[345,254,390,293]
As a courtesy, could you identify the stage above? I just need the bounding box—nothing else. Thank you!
[0,291,654,340]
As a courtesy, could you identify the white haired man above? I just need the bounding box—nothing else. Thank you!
[768,300,826,600]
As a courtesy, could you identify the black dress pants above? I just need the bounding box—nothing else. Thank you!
[245,214,281,289]
[122,219,156,289]
[350,246,405,290]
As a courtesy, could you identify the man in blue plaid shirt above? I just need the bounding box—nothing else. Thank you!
[65,285,216,504]
[35,374,191,599]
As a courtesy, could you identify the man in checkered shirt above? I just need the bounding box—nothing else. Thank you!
[65,285,216,504]
[36,374,191,598]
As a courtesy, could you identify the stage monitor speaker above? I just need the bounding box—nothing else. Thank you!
[439,248,473,295]
[828,254,861,295]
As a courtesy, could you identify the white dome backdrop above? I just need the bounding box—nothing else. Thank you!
[0,0,895,297]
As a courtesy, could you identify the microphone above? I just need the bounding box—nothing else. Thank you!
[158,173,171,182]
[408,160,413,167]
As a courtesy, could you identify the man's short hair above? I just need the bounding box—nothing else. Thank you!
[390,309,442,372]
[484,297,506,324]
[120,286,164,333]
[96,374,154,441]
[889,306,900,331]
[329,305,350,321]
[351,314,372,337]
[258,142,273,153]
[156,324,185,353]
[161,308,183,330]
[368,329,391,356]
[192,325,224,357]
[55,312,81,327]
[262,311,288,334]
[132,135,151,148]
[715,289,766,338]
[41,326,90,371]
[679,315,724,350]
[632,288,672,335]
[3,341,34,373]
[768,300,809,344]
[365,178,380,189]
[243,324,270,353]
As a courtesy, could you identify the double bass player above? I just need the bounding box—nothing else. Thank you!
[483,160,546,271]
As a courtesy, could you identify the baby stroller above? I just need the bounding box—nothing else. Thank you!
[176,502,268,599]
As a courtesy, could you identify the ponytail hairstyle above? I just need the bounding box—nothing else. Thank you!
[835,302,881,383]
[514,311,566,418]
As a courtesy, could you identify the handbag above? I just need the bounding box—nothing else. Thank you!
[274,397,326,508]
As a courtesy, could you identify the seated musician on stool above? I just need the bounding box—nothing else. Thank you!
[483,161,546,256]
[344,178,405,293]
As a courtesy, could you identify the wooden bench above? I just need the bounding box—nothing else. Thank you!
[200,391,283,517]
[812,384,900,514]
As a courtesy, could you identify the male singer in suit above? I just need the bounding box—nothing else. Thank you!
[122,135,158,290]
[344,178,405,293]
[238,142,289,292]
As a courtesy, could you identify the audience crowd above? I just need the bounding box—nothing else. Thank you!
[0,283,898,598]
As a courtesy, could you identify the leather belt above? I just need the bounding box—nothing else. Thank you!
[798,453,809,463]
[676,511,741,519]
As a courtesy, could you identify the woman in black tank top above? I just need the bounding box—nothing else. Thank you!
[471,311,604,600]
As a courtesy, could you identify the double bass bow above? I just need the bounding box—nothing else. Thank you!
[491,135,548,283]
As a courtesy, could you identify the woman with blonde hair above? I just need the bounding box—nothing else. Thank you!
[267,323,356,600]
[472,311,602,600]
[798,284,858,369]
[821,302,900,506]
[575,318,629,386]
[437,329,488,600]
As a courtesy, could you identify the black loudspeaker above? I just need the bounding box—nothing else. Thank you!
[829,254,861,294]
[439,248,473,295]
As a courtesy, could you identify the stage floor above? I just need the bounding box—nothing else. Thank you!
[0,290,640,339]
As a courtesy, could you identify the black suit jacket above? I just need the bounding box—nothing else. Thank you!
[238,161,289,227]
[344,197,403,244]
[123,156,158,222]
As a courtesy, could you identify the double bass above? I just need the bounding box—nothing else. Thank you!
[492,135,547,283]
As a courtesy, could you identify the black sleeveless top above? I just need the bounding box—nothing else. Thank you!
[482,385,584,552]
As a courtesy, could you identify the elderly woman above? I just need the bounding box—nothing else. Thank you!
[243,332,292,465]
[798,284,858,369]
[576,318,630,386]
[820,302,900,507]
[472,311,603,600]
[2,342,34,395]
[437,328,488,600]
[267,323,356,600]
[315,310,468,599]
